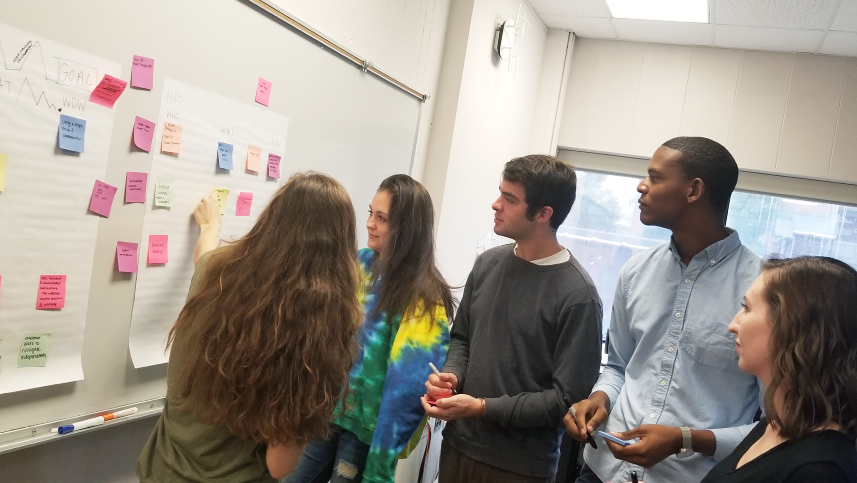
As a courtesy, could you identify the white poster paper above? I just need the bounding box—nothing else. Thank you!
[0,22,120,393]
[128,78,288,367]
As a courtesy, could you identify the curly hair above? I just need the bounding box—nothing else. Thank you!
[167,172,362,446]
[761,256,857,440]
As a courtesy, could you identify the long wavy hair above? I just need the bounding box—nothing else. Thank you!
[372,175,455,321]
[761,256,857,440]
[167,172,361,446]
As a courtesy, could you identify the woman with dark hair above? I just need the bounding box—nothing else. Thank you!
[137,172,362,482]
[286,174,454,483]
[702,256,857,483]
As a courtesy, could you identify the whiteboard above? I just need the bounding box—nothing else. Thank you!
[0,0,419,436]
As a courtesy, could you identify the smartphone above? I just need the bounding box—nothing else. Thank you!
[596,430,635,446]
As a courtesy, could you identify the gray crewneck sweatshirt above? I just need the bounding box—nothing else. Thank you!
[442,244,603,478]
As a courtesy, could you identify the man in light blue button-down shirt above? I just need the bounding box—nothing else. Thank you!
[565,137,762,483]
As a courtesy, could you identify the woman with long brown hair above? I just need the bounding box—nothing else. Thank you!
[701,256,857,483]
[286,174,455,483]
[137,172,362,482]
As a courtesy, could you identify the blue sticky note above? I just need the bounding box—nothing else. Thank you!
[58,115,86,153]
[217,142,233,170]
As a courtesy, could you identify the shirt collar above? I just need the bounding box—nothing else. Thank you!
[667,228,741,265]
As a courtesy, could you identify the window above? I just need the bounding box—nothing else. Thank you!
[557,169,857,338]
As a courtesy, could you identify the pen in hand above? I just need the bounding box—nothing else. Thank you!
[428,362,457,395]
[568,406,598,449]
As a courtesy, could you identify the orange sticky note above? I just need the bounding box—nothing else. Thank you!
[246,146,261,172]
[161,123,183,154]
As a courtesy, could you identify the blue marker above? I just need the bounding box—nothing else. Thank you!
[52,407,138,435]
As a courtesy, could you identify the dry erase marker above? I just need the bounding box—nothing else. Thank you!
[568,406,597,449]
[52,407,138,435]
[631,471,639,483]
[428,362,457,395]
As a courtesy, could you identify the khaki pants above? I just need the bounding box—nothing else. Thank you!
[438,439,555,483]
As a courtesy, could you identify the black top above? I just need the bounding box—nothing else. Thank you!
[442,244,603,478]
[701,419,857,483]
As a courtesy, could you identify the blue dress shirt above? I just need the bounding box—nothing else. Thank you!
[585,230,762,483]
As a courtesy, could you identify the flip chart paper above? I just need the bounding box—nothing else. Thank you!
[154,177,174,208]
[89,74,128,108]
[161,123,183,153]
[255,77,272,106]
[0,154,6,191]
[212,188,230,215]
[246,145,261,172]
[88,180,117,217]
[217,143,233,170]
[131,55,154,90]
[267,153,280,179]
[148,235,168,264]
[58,115,86,153]
[116,242,139,273]
[133,116,156,151]
[236,192,253,216]
[18,333,50,368]
[36,275,66,310]
[125,172,148,203]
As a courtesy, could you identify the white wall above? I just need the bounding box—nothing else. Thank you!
[265,0,451,181]
[528,30,573,155]
[423,0,549,286]
[557,38,857,185]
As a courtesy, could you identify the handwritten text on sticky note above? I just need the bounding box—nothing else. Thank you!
[89,74,128,108]
[255,77,272,106]
[148,235,168,264]
[212,188,230,215]
[19,333,50,367]
[247,145,261,172]
[88,180,117,217]
[36,275,66,310]
[267,153,281,179]
[154,177,174,208]
[125,172,148,203]
[217,142,233,170]
[236,192,253,216]
[133,116,156,151]
[59,115,86,153]
[131,55,154,90]
[161,123,183,154]
[117,241,139,273]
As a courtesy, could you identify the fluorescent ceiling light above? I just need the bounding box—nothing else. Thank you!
[605,0,709,23]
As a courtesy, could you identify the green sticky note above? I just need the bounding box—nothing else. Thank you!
[154,177,174,208]
[18,333,50,367]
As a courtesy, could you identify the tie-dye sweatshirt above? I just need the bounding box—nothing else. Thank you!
[332,248,450,483]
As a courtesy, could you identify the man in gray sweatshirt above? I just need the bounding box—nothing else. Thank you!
[422,155,603,482]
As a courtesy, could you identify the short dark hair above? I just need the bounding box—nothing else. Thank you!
[761,256,857,440]
[661,137,738,216]
[502,155,576,230]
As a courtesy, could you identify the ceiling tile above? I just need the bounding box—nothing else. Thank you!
[714,25,825,53]
[526,0,611,17]
[831,0,857,32]
[538,15,617,38]
[715,0,838,29]
[820,31,857,57]
[612,19,713,45]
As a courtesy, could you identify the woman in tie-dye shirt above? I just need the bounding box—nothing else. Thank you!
[285,175,455,483]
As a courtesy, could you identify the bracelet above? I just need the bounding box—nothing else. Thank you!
[478,398,486,419]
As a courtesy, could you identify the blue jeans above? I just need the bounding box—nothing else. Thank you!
[282,426,371,483]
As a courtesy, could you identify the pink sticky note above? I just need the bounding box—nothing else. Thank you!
[267,154,281,179]
[133,116,156,151]
[246,146,261,172]
[116,242,139,273]
[255,77,272,106]
[125,172,148,203]
[148,235,168,264]
[88,180,118,217]
[236,192,253,216]
[37,275,66,310]
[131,55,154,90]
[89,74,128,108]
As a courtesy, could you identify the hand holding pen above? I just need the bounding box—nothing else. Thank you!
[568,406,597,449]
[427,362,457,396]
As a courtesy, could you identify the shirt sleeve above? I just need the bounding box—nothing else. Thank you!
[710,423,759,461]
[483,297,603,428]
[442,271,473,389]
[591,274,630,409]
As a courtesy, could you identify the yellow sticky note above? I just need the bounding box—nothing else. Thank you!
[0,154,6,192]
[246,145,261,172]
[212,188,230,215]
[161,123,183,154]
